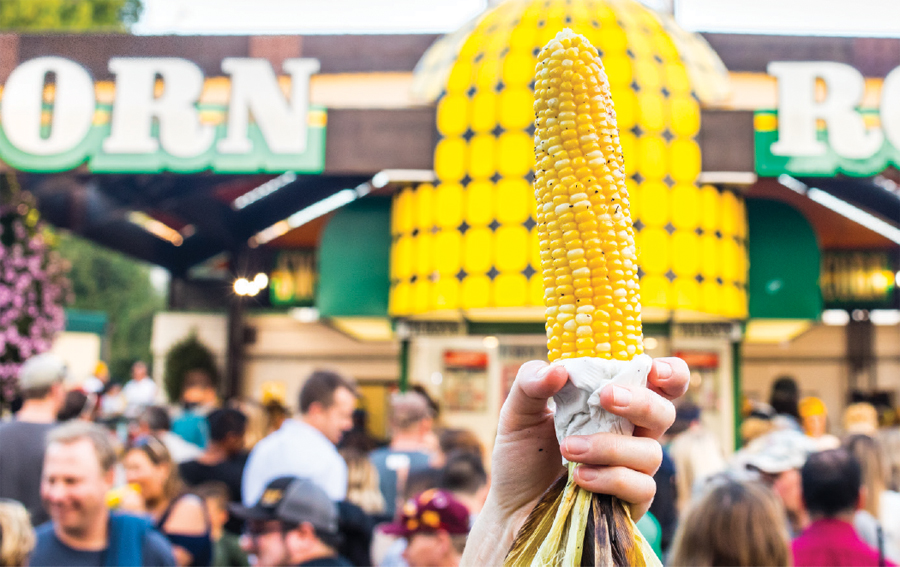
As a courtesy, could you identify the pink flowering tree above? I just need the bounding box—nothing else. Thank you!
[0,177,70,403]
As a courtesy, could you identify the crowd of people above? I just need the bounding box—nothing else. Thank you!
[0,350,899,567]
[653,376,900,566]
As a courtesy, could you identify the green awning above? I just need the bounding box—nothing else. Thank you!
[316,197,392,318]
[747,199,822,319]
[64,309,108,336]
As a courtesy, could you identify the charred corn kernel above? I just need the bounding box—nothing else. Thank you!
[534,29,643,362]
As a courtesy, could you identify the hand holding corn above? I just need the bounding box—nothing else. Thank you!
[486,28,675,566]
[460,358,687,566]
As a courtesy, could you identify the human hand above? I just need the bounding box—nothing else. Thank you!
[462,357,689,566]
[172,545,195,567]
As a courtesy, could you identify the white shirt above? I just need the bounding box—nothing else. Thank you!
[122,378,159,417]
[83,376,105,394]
[241,419,347,505]
[161,431,203,464]
[857,490,900,564]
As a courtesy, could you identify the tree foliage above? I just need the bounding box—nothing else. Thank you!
[56,232,163,381]
[163,333,219,402]
[0,0,142,31]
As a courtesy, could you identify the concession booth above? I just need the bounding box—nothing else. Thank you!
[3,0,897,447]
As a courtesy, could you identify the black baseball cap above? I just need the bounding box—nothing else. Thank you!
[230,477,338,534]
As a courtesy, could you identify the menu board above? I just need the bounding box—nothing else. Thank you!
[441,350,488,412]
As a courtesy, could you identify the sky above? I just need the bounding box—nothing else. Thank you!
[133,0,900,37]
[132,0,488,35]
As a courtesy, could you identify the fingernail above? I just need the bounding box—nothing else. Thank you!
[578,466,598,481]
[611,385,633,407]
[655,360,673,380]
[536,365,553,379]
[565,436,590,455]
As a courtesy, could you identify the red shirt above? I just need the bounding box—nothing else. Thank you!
[793,518,897,567]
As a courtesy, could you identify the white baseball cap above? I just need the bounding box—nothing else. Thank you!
[18,353,67,390]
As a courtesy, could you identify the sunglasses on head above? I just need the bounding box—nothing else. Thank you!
[130,435,168,461]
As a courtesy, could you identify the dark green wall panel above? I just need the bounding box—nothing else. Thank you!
[747,199,822,319]
[317,197,392,317]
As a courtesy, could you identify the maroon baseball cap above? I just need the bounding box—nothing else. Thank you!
[382,489,470,537]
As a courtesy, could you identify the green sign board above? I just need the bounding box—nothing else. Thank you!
[0,104,326,174]
[0,56,326,174]
[755,110,899,177]
[756,60,900,177]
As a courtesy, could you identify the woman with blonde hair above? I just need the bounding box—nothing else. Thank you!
[843,434,900,563]
[340,447,387,517]
[0,500,34,567]
[122,435,212,566]
[227,398,267,450]
[668,478,791,566]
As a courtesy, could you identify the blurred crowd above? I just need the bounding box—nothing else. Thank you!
[0,353,488,567]
[656,376,900,567]
[0,350,899,567]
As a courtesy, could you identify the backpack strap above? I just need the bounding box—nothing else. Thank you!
[105,512,150,567]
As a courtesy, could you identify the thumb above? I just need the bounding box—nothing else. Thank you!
[502,360,569,420]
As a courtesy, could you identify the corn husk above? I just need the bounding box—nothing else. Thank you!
[504,466,660,566]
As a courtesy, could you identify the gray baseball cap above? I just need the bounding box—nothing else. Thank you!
[737,429,816,474]
[230,476,338,534]
[19,353,67,390]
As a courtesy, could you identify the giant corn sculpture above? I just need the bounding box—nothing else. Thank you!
[502,29,660,567]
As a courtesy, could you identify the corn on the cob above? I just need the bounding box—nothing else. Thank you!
[502,28,661,567]
[534,28,643,362]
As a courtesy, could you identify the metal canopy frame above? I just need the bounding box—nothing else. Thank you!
[796,176,900,226]
[26,172,372,275]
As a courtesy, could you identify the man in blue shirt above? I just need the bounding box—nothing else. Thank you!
[369,392,435,518]
[30,421,175,567]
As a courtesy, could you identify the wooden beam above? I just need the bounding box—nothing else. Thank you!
[324,108,436,174]
[13,33,438,79]
[698,110,755,174]
[703,33,900,77]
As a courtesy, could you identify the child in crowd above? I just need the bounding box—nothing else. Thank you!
[0,499,35,567]
[193,482,248,567]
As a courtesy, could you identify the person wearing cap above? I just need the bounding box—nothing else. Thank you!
[733,428,815,536]
[83,361,110,395]
[0,353,67,526]
[382,489,469,567]
[231,476,351,567]
[799,396,840,450]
